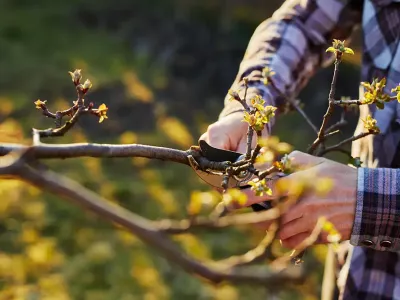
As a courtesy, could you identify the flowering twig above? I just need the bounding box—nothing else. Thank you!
[33,69,108,141]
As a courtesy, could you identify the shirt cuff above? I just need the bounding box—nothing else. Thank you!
[350,167,400,252]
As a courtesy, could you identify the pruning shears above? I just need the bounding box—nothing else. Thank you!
[190,140,274,211]
[191,141,306,264]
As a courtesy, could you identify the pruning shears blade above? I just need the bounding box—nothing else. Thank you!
[191,140,273,189]
[190,140,243,188]
[198,140,242,162]
[191,140,286,189]
[189,165,240,189]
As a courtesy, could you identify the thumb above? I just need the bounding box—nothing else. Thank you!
[199,131,231,150]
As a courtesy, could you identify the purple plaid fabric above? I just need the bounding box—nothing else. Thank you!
[220,0,400,299]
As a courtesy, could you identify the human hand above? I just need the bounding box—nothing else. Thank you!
[241,151,357,249]
[199,112,268,152]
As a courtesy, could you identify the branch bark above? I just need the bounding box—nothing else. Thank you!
[0,143,191,165]
[308,60,341,154]
[0,156,303,286]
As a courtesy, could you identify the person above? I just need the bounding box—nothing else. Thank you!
[199,0,400,299]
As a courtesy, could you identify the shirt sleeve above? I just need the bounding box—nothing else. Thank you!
[219,0,363,131]
[350,168,400,252]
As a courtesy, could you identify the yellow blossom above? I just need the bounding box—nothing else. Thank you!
[262,67,275,85]
[322,218,342,245]
[34,99,47,109]
[248,178,272,197]
[223,189,248,207]
[250,95,265,109]
[362,115,380,133]
[97,103,108,123]
[273,154,292,174]
[326,39,354,55]
[242,111,256,126]
[361,78,391,109]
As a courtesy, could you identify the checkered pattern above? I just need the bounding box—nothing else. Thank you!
[219,0,400,299]
[351,168,400,251]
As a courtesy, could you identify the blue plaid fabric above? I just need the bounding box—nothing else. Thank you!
[220,0,400,298]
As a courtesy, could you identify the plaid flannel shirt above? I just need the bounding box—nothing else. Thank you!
[221,0,400,299]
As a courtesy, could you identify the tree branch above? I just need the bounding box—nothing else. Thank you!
[0,143,191,165]
[270,217,325,270]
[0,155,303,286]
[155,208,280,234]
[308,59,341,154]
[216,222,278,268]
[269,80,318,135]
[318,132,373,156]
[245,126,254,160]
[331,99,362,105]
[325,118,347,135]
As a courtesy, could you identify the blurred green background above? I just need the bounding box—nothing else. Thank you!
[0,0,362,299]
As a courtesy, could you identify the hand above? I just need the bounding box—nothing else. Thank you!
[242,151,357,249]
[199,112,267,152]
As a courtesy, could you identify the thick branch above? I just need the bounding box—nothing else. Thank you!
[0,143,191,165]
[1,159,302,286]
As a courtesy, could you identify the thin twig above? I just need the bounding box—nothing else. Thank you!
[36,107,85,138]
[325,119,347,135]
[216,222,278,267]
[258,165,279,180]
[318,132,373,156]
[308,59,341,154]
[331,99,362,105]
[269,80,318,135]
[324,130,340,139]
[156,208,280,234]
[245,127,254,159]
[250,130,263,163]
[270,217,325,270]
